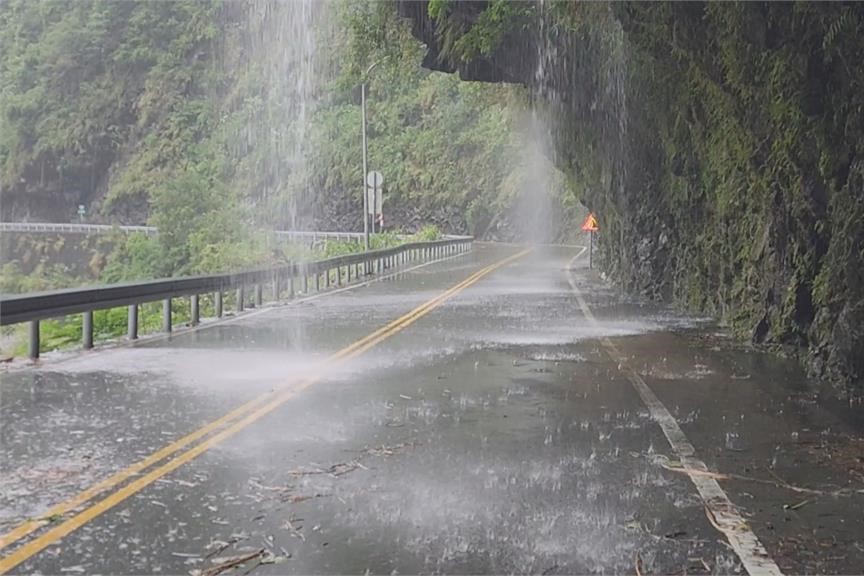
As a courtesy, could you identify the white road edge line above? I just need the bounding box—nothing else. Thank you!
[566,255,783,576]
[572,245,588,260]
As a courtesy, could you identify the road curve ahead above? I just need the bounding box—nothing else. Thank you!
[1,244,863,575]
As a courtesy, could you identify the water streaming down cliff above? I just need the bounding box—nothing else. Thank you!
[234,0,330,234]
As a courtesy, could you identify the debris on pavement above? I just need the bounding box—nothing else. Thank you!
[287,461,366,477]
[282,516,305,542]
[361,441,415,457]
[783,499,811,511]
[191,548,264,576]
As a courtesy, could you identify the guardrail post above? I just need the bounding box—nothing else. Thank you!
[255,284,263,307]
[274,276,282,301]
[237,287,245,312]
[315,272,320,292]
[28,320,39,360]
[325,269,331,288]
[289,276,295,298]
[215,291,223,318]
[337,266,343,286]
[128,304,138,340]
[190,295,200,326]
[82,310,94,349]
[304,273,309,294]
[163,298,172,333]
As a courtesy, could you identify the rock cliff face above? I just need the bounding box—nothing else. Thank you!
[398,1,864,396]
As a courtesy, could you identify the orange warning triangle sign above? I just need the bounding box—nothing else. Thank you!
[581,213,599,232]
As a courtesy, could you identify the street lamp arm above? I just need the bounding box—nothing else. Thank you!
[363,56,389,81]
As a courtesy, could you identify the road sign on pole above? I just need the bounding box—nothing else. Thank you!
[581,213,599,269]
[365,170,383,190]
[366,186,376,216]
[375,187,383,222]
[366,171,384,229]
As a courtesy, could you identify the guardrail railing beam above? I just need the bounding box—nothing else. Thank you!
[0,236,473,358]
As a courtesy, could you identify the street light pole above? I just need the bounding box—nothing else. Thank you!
[361,59,385,251]
[361,81,369,251]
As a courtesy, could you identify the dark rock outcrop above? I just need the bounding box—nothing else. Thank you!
[397,1,864,396]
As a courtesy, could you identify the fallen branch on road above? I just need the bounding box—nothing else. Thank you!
[193,548,264,576]
[287,461,366,478]
[361,441,416,457]
[659,461,850,497]
[282,517,305,542]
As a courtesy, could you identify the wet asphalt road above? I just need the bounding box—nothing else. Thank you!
[1,244,863,575]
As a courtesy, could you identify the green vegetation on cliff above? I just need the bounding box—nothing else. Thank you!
[304,1,579,239]
[1,0,578,294]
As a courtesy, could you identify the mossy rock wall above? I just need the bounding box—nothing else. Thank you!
[398,0,864,395]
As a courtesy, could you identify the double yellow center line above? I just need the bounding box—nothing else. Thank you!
[0,248,530,573]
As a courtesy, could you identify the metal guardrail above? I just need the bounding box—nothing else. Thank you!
[0,237,473,359]
[0,222,468,246]
[0,222,158,235]
[274,230,365,244]
[0,222,363,243]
